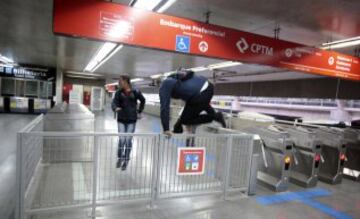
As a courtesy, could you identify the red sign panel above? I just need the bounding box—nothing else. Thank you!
[53,0,360,80]
[177,147,206,175]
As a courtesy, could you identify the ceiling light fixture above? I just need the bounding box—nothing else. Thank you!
[131,78,145,83]
[132,0,163,11]
[157,0,177,13]
[66,75,99,80]
[0,63,16,68]
[84,42,119,72]
[149,61,243,79]
[190,66,208,72]
[208,61,242,70]
[150,74,163,79]
[321,36,360,50]
[90,44,124,73]
[66,71,104,77]
[105,82,118,86]
[0,54,15,64]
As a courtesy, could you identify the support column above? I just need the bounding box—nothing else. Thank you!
[55,68,63,104]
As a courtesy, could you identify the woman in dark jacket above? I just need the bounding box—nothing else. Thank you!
[112,76,145,170]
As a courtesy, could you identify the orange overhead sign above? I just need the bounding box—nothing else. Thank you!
[53,0,360,80]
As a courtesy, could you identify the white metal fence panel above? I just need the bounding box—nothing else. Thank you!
[16,116,255,219]
[157,135,227,198]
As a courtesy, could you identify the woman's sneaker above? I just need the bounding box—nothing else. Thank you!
[116,159,122,168]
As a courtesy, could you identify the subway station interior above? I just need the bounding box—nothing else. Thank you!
[0,0,360,219]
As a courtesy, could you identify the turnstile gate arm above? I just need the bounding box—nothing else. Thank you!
[292,146,299,166]
[260,139,269,168]
[321,155,325,163]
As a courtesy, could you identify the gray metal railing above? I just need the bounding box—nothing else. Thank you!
[16,116,255,219]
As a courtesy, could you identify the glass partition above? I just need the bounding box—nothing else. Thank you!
[25,80,38,97]
[15,80,25,97]
[47,82,53,98]
[40,81,48,98]
[1,78,15,96]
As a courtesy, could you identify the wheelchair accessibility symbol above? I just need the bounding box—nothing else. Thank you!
[176,35,190,53]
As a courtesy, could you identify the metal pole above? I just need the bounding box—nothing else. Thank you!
[16,132,25,219]
[245,136,255,195]
[223,135,233,200]
[91,136,99,218]
[149,135,161,208]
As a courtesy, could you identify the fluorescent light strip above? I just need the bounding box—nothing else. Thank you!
[66,71,103,77]
[0,54,14,63]
[208,61,242,69]
[106,82,118,86]
[89,44,123,73]
[150,61,243,79]
[133,0,163,11]
[321,36,360,49]
[150,74,163,79]
[190,66,208,72]
[0,63,16,68]
[66,75,98,80]
[131,78,145,83]
[84,42,118,72]
[84,0,177,74]
[157,0,177,13]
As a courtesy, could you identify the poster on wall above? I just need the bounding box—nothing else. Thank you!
[10,97,29,112]
[69,91,81,104]
[34,99,47,110]
[69,84,84,104]
[91,87,104,111]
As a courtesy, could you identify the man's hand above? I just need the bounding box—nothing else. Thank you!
[115,107,122,112]
[163,130,173,137]
[137,113,142,119]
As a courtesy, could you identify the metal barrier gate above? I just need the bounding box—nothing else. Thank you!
[242,125,294,192]
[315,127,347,184]
[277,125,322,188]
[343,128,360,181]
[16,116,255,219]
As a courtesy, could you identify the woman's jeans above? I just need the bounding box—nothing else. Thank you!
[118,122,136,161]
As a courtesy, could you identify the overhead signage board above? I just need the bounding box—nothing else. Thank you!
[53,0,360,80]
[177,147,206,176]
[0,66,56,81]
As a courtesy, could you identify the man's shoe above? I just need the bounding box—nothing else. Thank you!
[173,121,183,133]
[215,112,226,128]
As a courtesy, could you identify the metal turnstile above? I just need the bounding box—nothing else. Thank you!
[242,125,294,192]
[343,128,360,181]
[314,127,347,184]
[278,125,322,188]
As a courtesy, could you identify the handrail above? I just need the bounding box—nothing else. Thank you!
[18,114,44,133]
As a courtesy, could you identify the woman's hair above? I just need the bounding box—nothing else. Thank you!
[119,75,131,86]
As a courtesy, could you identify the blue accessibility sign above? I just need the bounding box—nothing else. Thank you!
[175,35,190,53]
